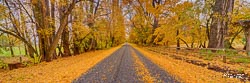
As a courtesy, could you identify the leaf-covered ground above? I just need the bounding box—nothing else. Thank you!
[131,49,155,82]
[132,45,243,83]
[73,44,178,83]
[1,44,244,83]
[0,46,121,83]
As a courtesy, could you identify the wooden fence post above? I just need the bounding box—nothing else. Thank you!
[222,49,226,63]
[176,47,178,55]
[19,57,22,63]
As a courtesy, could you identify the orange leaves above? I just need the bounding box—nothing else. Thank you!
[129,0,201,45]
[0,45,121,82]
[31,0,39,5]
[0,4,7,20]
[232,3,250,22]
[122,0,133,6]
[171,1,193,14]
[151,1,206,46]
[145,2,161,17]
[37,28,54,37]
[72,22,90,38]
[132,45,242,83]
[58,0,68,6]
[152,17,187,45]
[131,49,156,82]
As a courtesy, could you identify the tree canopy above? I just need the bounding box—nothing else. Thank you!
[0,0,250,62]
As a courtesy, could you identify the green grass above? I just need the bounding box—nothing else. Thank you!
[237,67,245,73]
[230,57,250,63]
[199,49,244,62]
[203,55,215,61]
[0,47,26,57]
[199,50,215,61]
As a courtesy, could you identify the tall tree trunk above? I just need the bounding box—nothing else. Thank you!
[32,0,51,61]
[151,0,161,45]
[240,20,250,55]
[44,0,51,60]
[50,0,57,59]
[62,26,71,56]
[245,27,250,55]
[46,0,80,61]
[19,3,31,57]
[7,35,14,57]
[208,0,234,48]
[4,15,14,57]
[60,2,71,57]
[32,24,38,57]
[72,15,80,55]
[3,0,38,58]
[73,41,80,55]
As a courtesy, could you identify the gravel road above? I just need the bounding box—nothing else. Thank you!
[73,44,179,83]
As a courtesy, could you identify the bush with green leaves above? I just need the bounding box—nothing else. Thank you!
[0,60,8,69]
[30,54,41,64]
[22,62,32,67]
[0,48,3,54]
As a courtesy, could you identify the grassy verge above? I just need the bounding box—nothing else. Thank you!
[0,45,121,83]
[132,45,242,83]
[230,57,250,63]
[0,47,26,57]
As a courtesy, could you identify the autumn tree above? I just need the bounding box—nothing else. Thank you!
[208,0,234,48]
[0,0,38,58]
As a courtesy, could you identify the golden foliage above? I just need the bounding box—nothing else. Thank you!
[0,4,7,20]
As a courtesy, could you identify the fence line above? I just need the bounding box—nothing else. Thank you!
[145,46,248,63]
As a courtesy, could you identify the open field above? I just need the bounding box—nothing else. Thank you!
[0,47,26,57]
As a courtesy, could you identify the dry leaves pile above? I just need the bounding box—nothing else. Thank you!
[0,46,120,83]
[132,45,243,83]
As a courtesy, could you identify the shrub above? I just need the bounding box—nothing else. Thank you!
[0,60,8,69]
[30,54,41,64]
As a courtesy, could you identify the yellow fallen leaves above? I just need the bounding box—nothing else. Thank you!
[132,45,243,83]
[0,46,121,83]
[131,49,156,83]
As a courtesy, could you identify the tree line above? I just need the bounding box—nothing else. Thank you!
[0,0,126,62]
[1,0,250,62]
[128,0,250,54]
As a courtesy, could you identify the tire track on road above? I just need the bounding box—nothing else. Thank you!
[131,46,179,83]
[131,48,156,82]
